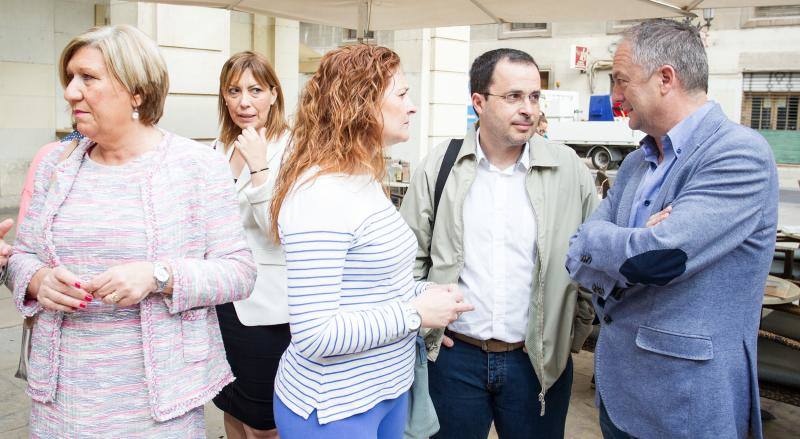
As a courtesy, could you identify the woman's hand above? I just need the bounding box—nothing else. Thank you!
[31,266,92,312]
[84,262,156,307]
[234,127,269,172]
[410,283,474,329]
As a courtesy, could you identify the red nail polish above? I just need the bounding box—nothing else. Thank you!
[84,295,93,302]
[79,303,86,309]
[74,282,81,289]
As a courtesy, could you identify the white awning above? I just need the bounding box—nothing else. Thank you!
[138,0,800,30]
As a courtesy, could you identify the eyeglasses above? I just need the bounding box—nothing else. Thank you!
[483,91,541,106]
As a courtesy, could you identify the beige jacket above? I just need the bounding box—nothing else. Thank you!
[399,127,598,409]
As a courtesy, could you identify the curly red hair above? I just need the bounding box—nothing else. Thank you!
[270,45,401,241]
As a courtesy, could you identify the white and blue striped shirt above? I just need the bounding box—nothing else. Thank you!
[275,171,426,424]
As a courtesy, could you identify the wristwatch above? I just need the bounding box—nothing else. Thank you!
[153,262,170,293]
[401,301,422,332]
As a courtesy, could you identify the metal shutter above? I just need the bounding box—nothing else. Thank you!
[743,72,800,92]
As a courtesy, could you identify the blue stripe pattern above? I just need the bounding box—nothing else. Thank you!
[275,174,427,424]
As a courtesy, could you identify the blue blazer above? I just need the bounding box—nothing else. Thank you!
[567,103,778,438]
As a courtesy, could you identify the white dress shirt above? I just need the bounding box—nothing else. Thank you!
[449,129,537,343]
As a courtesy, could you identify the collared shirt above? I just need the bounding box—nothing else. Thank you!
[62,130,84,142]
[628,101,714,228]
[450,129,537,343]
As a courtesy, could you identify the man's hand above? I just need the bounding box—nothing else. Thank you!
[645,205,672,228]
[0,218,14,268]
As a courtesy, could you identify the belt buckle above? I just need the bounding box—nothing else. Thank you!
[481,339,490,352]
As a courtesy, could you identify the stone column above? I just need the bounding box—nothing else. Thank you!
[110,2,230,142]
[390,26,470,168]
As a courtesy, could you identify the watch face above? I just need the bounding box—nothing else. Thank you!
[409,314,421,330]
[155,266,169,282]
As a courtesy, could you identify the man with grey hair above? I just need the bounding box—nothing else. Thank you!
[567,19,777,438]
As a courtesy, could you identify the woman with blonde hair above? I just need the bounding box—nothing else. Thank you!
[269,44,474,438]
[211,51,291,439]
[4,25,256,437]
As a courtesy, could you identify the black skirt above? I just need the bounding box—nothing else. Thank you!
[213,302,291,430]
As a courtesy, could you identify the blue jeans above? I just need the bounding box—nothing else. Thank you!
[428,340,573,439]
[273,392,408,439]
[599,397,635,439]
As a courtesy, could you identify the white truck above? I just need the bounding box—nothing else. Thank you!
[541,90,645,169]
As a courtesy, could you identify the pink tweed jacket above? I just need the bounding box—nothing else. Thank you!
[6,131,257,422]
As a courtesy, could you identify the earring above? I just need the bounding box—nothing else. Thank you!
[132,108,140,120]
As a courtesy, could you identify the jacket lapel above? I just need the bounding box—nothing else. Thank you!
[213,139,250,192]
[617,159,649,226]
[235,166,251,192]
[529,135,559,168]
[40,140,93,267]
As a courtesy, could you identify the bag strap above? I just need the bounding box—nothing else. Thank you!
[58,138,80,163]
[48,139,80,187]
[433,139,462,224]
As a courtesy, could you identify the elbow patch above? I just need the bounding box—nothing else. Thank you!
[620,249,687,286]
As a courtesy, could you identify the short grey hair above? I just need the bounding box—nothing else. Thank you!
[623,19,708,94]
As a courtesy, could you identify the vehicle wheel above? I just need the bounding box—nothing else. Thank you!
[591,147,611,170]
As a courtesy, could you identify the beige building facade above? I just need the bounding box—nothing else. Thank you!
[4,2,799,209]
[0,0,470,209]
[470,5,800,163]
[0,0,300,209]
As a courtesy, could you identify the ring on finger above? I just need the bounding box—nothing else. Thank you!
[108,292,120,303]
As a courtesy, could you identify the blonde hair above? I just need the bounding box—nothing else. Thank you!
[269,45,400,241]
[59,25,169,125]
[218,51,287,147]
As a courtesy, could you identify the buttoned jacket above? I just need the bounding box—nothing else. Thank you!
[567,103,778,438]
[5,132,257,422]
[400,126,598,404]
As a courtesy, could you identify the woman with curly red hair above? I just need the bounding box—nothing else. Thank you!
[269,45,473,438]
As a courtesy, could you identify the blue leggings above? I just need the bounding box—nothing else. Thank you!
[274,392,409,439]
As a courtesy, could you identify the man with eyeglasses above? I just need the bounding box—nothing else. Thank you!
[400,48,599,438]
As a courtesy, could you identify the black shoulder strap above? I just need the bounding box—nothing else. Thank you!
[433,139,463,223]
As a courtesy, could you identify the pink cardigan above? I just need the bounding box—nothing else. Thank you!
[17,141,61,225]
[7,132,257,421]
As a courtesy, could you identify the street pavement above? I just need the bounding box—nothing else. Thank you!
[2,165,800,438]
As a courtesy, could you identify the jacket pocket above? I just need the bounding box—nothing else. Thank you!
[635,325,713,361]
[181,308,209,362]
